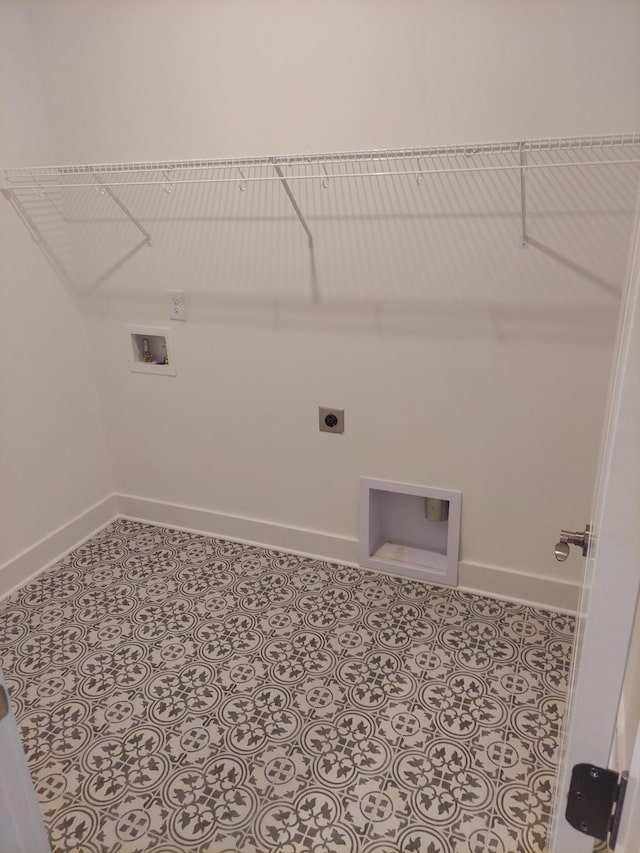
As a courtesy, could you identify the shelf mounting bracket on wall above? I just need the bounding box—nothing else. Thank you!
[519,144,528,248]
[1,187,77,292]
[92,174,153,247]
[271,160,314,249]
[271,159,318,300]
[4,133,639,297]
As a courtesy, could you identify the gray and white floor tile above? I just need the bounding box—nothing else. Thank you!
[0,519,575,852]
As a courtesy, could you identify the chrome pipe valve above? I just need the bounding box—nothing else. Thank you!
[554,524,592,561]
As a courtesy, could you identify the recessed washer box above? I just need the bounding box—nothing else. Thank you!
[127,326,176,376]
[359,477,461,586]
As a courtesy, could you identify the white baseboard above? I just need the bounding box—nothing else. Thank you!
[116,494,360,567]
[0,493,579,613]
[0,495,118,601]
[117,494,578,613]
[459,559,580,613]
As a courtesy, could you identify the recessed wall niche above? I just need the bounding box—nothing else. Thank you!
[127,326,176,376]
[359,477,462,586]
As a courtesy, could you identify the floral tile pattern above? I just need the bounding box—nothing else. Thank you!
[0,519,575,852]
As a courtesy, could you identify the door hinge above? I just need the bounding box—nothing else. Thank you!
[566,763,628,850]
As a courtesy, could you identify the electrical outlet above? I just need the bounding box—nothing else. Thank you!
[167,289,186,320]
[319,407,344,434]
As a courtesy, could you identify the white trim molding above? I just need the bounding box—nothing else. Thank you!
[117,494,578,612]
[0,495,119,600]
[116,494,360,567]
[0,492,579,613]
[458,560,580,614]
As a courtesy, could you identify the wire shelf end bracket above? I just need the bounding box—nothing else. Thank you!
[272,161,314,249]
[1,187,77,292]
[519,145,529,249]
[93,173,153,247]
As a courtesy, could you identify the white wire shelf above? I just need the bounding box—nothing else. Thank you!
[3,132,640,300]
[4,132,640,188]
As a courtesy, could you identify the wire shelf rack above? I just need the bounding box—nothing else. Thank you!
[3,132,640,184]
[3,133,640,299]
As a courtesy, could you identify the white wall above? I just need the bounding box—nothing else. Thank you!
[25,0,640,162]
[10,0,640,607]
[0,1,113,574]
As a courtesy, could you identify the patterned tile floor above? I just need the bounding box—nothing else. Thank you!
[0,519,575,853]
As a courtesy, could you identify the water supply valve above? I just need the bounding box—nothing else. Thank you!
[554,524,592,561]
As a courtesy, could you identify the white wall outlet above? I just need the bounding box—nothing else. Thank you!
[167,289,186,320]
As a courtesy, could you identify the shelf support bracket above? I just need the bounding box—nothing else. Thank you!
[272,161,313,248]
[519,146,528,248]
[93,174,152,247]
[272,160,318,300]
[2,187,78,294]
[2,188,42,244]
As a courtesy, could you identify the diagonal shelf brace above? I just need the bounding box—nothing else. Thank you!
[93,174,153,246]
[520,146,529,248]
[2,188,78,295]
[2,188,42,244]
[272,161,314,248]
